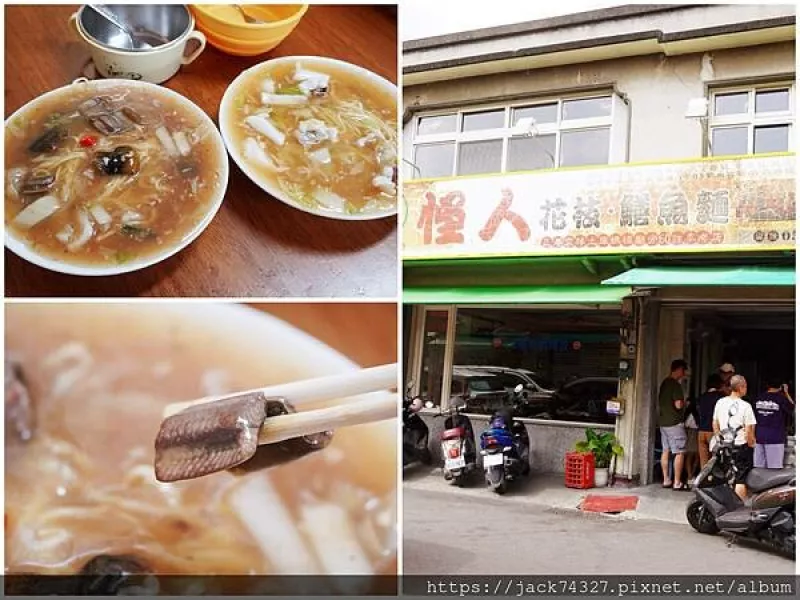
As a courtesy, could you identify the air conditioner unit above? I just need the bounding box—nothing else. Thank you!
[512,117,536,136]
[685,97,709,119]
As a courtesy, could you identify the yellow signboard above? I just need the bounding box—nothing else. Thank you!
[402,155,796,260]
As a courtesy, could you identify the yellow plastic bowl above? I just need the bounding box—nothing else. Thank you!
[190,4,308,43]
[200,26,280,57]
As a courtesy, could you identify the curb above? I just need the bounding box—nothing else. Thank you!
[403,471,688,526]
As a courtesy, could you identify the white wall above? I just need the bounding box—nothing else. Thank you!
[404,41,795,164]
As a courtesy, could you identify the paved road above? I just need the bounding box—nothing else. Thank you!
[403,486,794,575]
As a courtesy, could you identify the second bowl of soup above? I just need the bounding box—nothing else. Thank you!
[4,79,229,276]
[219,56,397,220]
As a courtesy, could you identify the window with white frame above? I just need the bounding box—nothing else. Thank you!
[708,84,794,157]
[409,93,629,179]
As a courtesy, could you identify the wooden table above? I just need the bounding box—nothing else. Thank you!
[4,5,398,298]
[248,302,397,367]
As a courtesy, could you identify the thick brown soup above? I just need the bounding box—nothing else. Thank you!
[226,60,397,215]
[5,304,396,589]
[5,84,224,266]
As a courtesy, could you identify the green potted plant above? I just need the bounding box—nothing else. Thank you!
[575,428,623,487]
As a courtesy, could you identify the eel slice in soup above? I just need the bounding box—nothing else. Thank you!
[5,357,34,442]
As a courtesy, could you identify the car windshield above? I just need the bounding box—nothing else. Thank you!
[529,375,555,390]
[492,373,527,388]
[468,377,505,392]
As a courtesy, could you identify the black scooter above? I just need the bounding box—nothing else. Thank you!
[403,382,432,467]
[687,431,795,557]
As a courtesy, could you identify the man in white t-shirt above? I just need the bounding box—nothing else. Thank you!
[713,375,757,499]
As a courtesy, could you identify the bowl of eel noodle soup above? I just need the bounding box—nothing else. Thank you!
[5,303,397,595]
[219,56,397,220]
[4,78,229,276]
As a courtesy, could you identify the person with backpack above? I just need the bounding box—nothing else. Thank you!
[713,375,757,499]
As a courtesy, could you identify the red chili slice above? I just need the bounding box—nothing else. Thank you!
[79,135,97,148]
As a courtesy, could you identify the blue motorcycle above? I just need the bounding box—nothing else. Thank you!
[479,384,531,494]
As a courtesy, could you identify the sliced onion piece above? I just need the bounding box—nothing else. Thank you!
[313,189,347,213]
[228,476,320,574]
[55,224,75,245]
[300,501,373,576]
[372,175,395,195]
[262,78,276,94]
[245,115,285,146]
[260,93,308,106]
[243,138,275,170]
[121,210,144,225]
[309,147,331,165]
[88,205,112,230]
[172,131,192,157]
[12,195,61,229]
[67,208,94,252]
[155,126,179,157]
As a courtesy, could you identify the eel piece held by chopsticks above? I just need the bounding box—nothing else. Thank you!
[153,363,398,483]
[154,392,269,483]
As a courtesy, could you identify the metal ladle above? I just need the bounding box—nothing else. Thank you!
[87,4,154,50]
[234,4,265,24]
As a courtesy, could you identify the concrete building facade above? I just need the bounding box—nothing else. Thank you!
[402,5,796,484]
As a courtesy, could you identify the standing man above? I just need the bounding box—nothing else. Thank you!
[713,375,757,499]
[753,377,794,469]
[696,374,725,467]
[659,359,689,491]
[718,363,735,394]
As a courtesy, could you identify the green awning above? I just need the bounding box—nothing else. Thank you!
[602,266,796,287]
[403,285,631,304]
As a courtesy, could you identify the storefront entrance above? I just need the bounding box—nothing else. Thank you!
[688,308,795,404]
[650,302,795,484]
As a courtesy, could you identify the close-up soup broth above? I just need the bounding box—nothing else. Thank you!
[5,84,225,267]
[226,60,397,215]
[5,304,396,592]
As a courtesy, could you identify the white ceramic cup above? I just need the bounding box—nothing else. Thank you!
[68,10,206,84]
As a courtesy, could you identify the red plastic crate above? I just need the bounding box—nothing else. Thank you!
[565,451,595,489]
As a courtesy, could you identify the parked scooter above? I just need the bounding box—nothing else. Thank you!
[686,430,795,557]
[479,384,531,494]
[435,400,477,486]
[403,381,432,467]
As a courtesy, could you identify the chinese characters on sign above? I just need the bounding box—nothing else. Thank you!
[403,155,796,259]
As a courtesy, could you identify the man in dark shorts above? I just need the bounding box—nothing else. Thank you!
[754,377,794,469]
[713,375,757,499]
[696,374,725,467]
[658,359,689,490]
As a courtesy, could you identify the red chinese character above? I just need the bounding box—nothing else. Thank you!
[478,189,531,242]
[417,190,466,245]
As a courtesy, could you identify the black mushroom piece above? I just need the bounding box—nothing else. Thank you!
[79,554,156,595]
[94,146,140,176]
[27,126,66,153]
[20,172,55,195]
[5,358,34,442]
[310,84,330,98]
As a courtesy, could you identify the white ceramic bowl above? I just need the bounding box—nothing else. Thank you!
[4,79,229,276]
[219,56,398,221]
[5,303,397,574]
